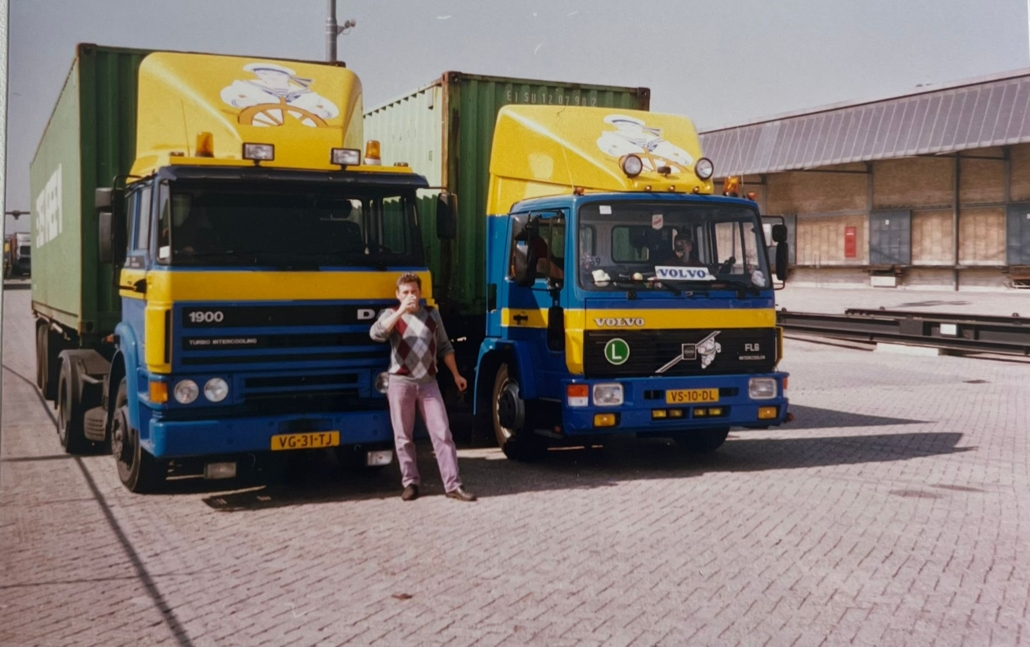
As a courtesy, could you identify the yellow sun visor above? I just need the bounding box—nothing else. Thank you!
[487,106,713,215]
[131,52,364,176]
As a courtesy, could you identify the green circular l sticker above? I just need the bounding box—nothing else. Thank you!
[604,338,630,365]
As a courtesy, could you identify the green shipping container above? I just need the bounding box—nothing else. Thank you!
[364,72,650,319]
[30,44,150,343]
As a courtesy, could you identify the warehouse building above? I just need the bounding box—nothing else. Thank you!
[699,69,1030,290]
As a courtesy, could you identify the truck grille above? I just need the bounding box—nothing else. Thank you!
[583,328,779,378]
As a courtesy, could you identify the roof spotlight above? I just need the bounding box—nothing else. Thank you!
[620,154,644,178]
[695,157,715,180]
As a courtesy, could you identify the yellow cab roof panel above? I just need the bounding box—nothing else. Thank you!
[132,52,364,176]
[487,105,713,215]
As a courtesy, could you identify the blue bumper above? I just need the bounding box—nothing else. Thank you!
[561,373,789,436]
[143,409,393,459]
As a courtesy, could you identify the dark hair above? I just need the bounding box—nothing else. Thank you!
[396,273,422,289]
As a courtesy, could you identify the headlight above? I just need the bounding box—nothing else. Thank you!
[694,157,714,180]
[620,154,643,178]
[204,377,229,403]
[375,372,390,394]
[748,377,777,400]
[174,379,199,404]
[592,383,624,406]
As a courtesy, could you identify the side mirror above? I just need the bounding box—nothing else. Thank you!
[98,209,127,266]
[436,192,457,240]
[95,188,114,209]
[771,224,787,243]
[775,241,789,282]
[547,305,565,351]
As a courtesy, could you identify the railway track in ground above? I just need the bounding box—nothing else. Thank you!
[777,308,1030,357]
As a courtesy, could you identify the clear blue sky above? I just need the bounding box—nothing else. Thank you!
[5,0,1028,226]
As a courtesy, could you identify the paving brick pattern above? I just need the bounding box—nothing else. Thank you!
[2,286,1029,646]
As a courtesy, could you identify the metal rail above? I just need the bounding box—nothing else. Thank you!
[777,309,1030,357]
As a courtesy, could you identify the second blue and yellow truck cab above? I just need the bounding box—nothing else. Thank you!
[32,49,437,492]
[471,106,791,459]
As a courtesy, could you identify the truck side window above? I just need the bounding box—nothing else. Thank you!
[134,185,153,253]
[156,183,171,263]
[124,191,139,251]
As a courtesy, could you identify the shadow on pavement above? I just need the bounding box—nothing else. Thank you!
[2,280,31,291]
[780,404,926,430]
[892,300,971,308]
[201,430,970,511]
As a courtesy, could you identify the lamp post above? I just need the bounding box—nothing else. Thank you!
[326,0,356,62]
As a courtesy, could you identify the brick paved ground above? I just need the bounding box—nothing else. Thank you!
[2,285,1029,646]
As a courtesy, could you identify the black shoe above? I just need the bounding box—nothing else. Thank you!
[445,486,477,502]
[401,484,419,501]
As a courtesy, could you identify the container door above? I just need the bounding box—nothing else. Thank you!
[1006,203,1030,265]
[869,210,911,265]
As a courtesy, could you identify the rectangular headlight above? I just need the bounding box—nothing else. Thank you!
[592,383,624,406]
[242,143,275,161]
[749,377,777,400]
[331,148,361,166]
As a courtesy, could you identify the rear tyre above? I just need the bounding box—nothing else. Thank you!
[674,428,730,453]
[111,380,166,493]
[492,363,547,462]
[36,322,62,400]
[56,358,91,454]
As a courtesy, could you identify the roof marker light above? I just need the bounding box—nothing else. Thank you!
[364,140,381,165]
[196,132,214,158]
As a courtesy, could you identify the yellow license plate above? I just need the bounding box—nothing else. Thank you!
[270,431,340,451]
[665,388,719,405]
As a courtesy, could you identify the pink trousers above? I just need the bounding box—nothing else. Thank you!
[387,379,462,492]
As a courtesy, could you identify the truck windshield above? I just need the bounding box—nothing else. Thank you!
[156,181,424,268]
[577,201,769,292]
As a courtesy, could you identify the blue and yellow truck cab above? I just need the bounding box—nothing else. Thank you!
[471,106,791,459]
[31,49,435,492]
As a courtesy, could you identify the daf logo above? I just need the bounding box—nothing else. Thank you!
[655,331,723,373]
[357,308,377,321]
[594,317,645,328]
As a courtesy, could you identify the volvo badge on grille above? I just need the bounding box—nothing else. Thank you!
[655,331,722,373]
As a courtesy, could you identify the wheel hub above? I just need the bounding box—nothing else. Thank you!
[497,381,525,430]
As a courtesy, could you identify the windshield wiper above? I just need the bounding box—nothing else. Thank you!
[712,276,761,296]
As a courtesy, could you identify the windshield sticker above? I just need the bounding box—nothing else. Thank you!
[591,268,612,286]
[651,214,664,230]
[599,205,612,215]
[655,266,716,281]
[597,114,695,173]
[221,62,340,127]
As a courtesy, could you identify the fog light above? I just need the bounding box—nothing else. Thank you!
[749,377,777,400]
[567,384,589,407]
[242,143,275,161]
[204,462,237,480]
[149,380,168,404]
[594,413,617,427]
[174,379,199,404]
[758,406,779,420]
[331,147,361,166]
[708,407,724,417]
[651,409,668,419]
[375,372,390,394]
[694,408,707,417]
[204,377,229,403]
[592,383,624,406]
[366,450,393,467]
[669,409,684,418]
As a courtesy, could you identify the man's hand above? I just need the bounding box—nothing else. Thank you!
[453,373,468,392]
[401,294,419,313]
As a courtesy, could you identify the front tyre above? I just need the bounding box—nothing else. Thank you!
[492,363,547,462]
[111,380,166,493]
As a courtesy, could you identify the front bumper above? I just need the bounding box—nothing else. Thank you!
[561,373,789,436]
[144,408,393,459]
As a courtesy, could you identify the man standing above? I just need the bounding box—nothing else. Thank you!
[370,273,476,502]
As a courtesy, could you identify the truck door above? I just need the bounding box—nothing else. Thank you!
[121,183,153,353]
[497,210,569,386]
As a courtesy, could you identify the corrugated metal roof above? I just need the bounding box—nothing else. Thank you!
[699,69,1030,176]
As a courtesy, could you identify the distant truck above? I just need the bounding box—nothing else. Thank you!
[31,45,438,492]
[5,232,31,278]
[369,91,792,457]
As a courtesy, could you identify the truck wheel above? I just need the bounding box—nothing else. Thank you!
[111,381,166,493]
[492,363,547,462]
[674,428,730,453]
[37,325,63,401]
[57,358,91,454]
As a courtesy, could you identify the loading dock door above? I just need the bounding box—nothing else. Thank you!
[869,211,911,265]
[1006,203,1030,265]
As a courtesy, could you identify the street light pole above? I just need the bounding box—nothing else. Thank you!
[326,0,356,63]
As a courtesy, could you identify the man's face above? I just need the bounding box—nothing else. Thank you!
[397,281,422,304]
[676,240,692,256]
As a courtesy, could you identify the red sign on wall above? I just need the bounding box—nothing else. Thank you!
[844,226,857,258]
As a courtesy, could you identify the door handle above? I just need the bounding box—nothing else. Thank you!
[513,314,528,325]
